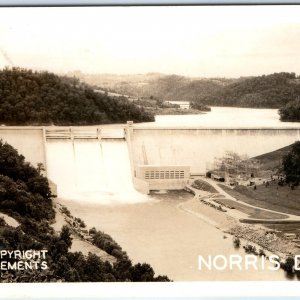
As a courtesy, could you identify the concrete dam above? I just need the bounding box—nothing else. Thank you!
[130,126,300,175]
[0,125,299,201]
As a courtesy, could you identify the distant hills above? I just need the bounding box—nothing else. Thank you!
[68,71,300,112]
[67,71,234,103]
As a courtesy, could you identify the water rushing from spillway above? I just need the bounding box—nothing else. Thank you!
[46,139,146,204]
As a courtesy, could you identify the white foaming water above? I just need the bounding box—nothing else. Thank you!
[101,140,136,194]
[46,139,147,204]
[73,140,107,192]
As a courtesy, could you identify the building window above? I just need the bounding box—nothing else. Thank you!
[143,168,187,180]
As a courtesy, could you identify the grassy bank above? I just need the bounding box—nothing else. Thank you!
[219,182,300,216]
[254,144,292,170]
[216,197,288,220]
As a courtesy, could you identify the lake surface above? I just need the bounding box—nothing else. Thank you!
[152,106,300,128]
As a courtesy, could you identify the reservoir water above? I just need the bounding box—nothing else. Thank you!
[153,106,300,128]
[48,107,300,281]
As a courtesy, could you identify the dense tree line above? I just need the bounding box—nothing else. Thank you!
[157,78,222,103]
[92,229,125,260]
[132,75,222,104]
[1,221,170,282]
[279,98,300,121]
[0,140,54,221]
[199,72,300,108]
[0,141,170,282]
[0,68,154,125]
[190,102,211,111]
[282,141,300,187]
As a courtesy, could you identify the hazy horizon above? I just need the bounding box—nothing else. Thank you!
[1,6,300,78]
[65,69,299,80]
[0,66,298,80]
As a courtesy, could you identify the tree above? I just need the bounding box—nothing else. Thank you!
[279,98,300,122]
[37,163,45,174]
[0,140,54,221]
[130,263,155,281]
[282,141,300,186]
[113,257,133,281]
[60,225,72,249]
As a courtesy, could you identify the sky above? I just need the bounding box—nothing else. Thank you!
[0,5,300,78]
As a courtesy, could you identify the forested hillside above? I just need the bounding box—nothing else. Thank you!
[146,73,300,109]
[0,68,154,125]
[68,71,229,102]
[279,98,300,121]
[0,140,54,222]
[140,75,223,102]
[199,72,300,108]
[71,71,300,111]
[0,141,170,282]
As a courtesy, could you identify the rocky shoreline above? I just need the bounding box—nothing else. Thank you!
[181,188,299,262]
[52,200,116,264]
[227,224,299,259]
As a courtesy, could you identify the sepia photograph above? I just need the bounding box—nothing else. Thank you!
[1,4,300,284]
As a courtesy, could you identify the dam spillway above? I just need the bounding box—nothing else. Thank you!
[0,125,300,201]
[46,137,144,203]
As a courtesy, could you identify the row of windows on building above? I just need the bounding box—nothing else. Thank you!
[144,170,185,179]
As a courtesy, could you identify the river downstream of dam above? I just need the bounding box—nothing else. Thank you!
[58,191,286,281]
